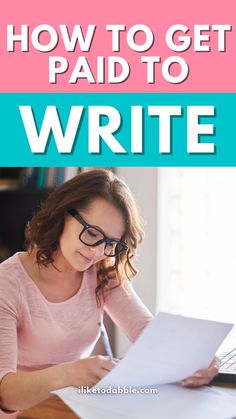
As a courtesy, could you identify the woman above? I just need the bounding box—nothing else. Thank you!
[0,169,218,414]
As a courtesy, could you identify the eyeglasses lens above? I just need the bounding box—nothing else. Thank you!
[80,228,125,257]
[81,227,104,245]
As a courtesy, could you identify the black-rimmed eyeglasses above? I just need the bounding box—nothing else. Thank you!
[67,208,128,257]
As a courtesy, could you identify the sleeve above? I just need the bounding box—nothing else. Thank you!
[104,279,153,343]
[0,269,21,414]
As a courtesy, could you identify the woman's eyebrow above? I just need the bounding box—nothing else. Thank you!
[96,226,123,241]
[88,221,123,242]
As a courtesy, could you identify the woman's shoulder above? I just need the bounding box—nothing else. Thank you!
[0,253,23,315]
[0,252,22,275]
[0,253,23,293]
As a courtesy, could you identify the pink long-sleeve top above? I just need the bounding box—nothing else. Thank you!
[0,253,153,413]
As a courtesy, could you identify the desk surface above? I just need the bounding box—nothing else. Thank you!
[16,383,236,419]
[17,395,78,419]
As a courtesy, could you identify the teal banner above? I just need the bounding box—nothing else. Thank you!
[0,93,235,166]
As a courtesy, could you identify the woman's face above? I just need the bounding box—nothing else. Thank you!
[58,197,126,272]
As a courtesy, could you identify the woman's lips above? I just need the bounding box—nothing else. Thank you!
[78,251,93,263]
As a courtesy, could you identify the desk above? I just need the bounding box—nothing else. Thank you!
[17,395,78,419]
[16,383,236,419]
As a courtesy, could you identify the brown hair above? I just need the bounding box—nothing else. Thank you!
[25,169,144,304]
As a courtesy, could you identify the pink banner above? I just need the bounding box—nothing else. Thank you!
[0,0,235,92]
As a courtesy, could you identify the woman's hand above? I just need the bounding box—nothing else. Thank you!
[61,355,118,388]
[180,356,220,387]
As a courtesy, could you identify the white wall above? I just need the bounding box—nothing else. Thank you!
[115,167,158,357]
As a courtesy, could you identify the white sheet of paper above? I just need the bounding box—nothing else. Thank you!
[53,313,235,418]
[96,312,233,388]
[54,384,236,419]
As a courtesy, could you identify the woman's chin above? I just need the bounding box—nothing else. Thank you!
[72,251,94,270]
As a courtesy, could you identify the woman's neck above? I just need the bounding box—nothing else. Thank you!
[19,250,83,303]
[22,249,82,284]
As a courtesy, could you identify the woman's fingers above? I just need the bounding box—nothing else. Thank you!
[181,356,220,387]
[181,376,213,387]
[193,356,220,378]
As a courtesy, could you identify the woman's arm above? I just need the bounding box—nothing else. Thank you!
[0,356,117,411]
[0,265,118,412]
[104,279,153,343]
